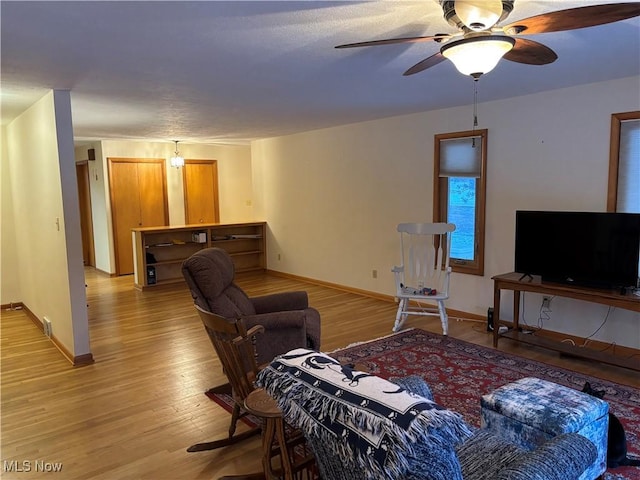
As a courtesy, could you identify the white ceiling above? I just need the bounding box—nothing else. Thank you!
[1,1,639,145]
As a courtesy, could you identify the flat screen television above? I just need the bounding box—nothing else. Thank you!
[514,211,640,289]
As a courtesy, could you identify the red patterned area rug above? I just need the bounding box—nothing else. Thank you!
[205,389,259,428]
[208,328,640,479]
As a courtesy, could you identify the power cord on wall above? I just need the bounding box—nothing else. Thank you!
[559,307,615,350]
[518,293,540,334]
[580,306,612,347]
[537,296,553,330]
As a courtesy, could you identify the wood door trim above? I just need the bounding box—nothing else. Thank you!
[76,161,95,266]
[607,111,640,212]
[183,159,220,224]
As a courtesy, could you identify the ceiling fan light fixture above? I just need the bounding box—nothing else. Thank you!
[170,140,184,168]
[441,35,515,78]
[454,0,503,31]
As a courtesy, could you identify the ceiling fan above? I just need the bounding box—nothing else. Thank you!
[335,1,640,79]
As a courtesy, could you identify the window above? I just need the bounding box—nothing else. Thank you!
[433,129,487,276]
[608,111,640,213]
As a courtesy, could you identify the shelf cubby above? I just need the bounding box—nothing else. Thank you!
[132,222,266,290]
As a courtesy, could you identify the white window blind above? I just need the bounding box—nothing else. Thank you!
[439,137,482,178]
[617,119,640,213]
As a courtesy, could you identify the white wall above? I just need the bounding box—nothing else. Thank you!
[2,91,90,358]
[252,76,640,349]
[89,140,253,274]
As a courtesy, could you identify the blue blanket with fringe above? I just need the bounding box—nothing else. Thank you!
[255,348,472,480]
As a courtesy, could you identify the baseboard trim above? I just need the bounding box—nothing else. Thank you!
[532,329,639,360]
[265,269,638,357]
[266,269,395,303]
[9,302,95,367]
[1,302,25,311]
[92,267,117,277]
[265,270,485,323]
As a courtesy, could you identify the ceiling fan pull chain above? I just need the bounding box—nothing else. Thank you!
[472,80,478,147]
[473,80,478,127]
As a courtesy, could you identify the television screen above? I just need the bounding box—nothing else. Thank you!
[515,211,640,289]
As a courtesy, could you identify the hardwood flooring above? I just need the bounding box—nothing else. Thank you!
[1,269,638,479]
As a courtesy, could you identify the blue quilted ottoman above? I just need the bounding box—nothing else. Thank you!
[481,377,608,480]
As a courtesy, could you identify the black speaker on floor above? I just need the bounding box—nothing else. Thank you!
[147,266,156,285]
[487,307,494,332]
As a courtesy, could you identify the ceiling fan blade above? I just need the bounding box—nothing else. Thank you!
[503,38,557,65]
[503,3,640,35]
[403,53,447,76]
[335,34,451,49]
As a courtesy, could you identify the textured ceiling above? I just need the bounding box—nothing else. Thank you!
[1,1,639,145]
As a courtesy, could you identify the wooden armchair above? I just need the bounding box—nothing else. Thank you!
[188,304,263,453]
[192,306,318,480]
[392,222,456,335]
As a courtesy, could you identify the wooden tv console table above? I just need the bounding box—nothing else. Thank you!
[492,272,640,371]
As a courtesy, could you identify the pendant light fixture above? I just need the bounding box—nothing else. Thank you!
[170,140,185,168]
[441,35,515,79]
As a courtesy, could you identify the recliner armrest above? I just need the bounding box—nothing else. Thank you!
[242,311,308,364]
[242,311,308,330]
[251,291,309,313]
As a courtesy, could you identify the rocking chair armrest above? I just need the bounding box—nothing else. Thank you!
[392,266,404,273]
[239,324,265,342]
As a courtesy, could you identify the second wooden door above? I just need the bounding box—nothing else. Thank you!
[183,160,219,224]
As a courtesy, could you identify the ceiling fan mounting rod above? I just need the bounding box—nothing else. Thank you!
[440,0,515,31]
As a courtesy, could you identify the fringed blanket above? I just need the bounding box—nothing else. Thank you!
[255,348,472,480]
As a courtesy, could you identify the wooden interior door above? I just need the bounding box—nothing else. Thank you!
[183,160,219,224]
[76,161,95,266]
[137,162,169,227]
[109,158,168,275]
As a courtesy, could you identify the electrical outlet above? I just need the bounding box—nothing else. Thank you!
[277,253,281,261]
[43,317,52,337]
[372,269,377,279]
[542,296,551,309]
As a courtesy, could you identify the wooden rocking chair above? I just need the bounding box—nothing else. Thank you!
[188,304,263,454]
[192,305,318,480]
[392,222,456,335]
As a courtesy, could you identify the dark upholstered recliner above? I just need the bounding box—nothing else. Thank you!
[182,247,321,365]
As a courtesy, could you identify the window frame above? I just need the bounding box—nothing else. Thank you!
[607,110,640,212]
[433,129,487,276]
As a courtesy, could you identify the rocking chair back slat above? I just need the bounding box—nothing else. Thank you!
[196,305,263,403]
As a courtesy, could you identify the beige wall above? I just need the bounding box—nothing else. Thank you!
[3,78,638,352]
[2,91,90,358]
[252,76,640,349]
[1,126,21,304]
[84,140,253,274]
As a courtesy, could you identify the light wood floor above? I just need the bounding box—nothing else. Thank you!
[1,269,637,479]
